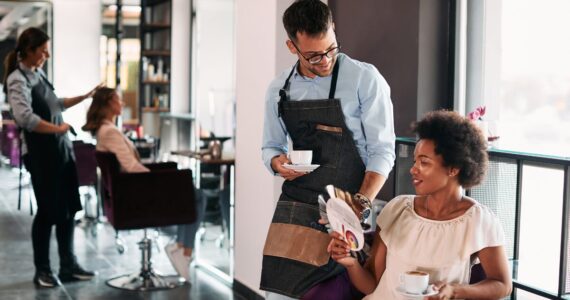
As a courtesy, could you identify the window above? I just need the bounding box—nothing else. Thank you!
[459,1,570,298]
[462,0,570,157]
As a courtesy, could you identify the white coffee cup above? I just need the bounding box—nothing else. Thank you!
[289,150,313,165]
[402,271,429,294]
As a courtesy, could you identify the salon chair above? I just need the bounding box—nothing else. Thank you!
[470,263,486,284]
[72,141,100,236]
[96,151,196,291]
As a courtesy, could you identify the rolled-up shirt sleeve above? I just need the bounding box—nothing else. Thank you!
[7,75,41,131]
[359,66,396,178]
[58,98,66,111]
[261,82,289,175]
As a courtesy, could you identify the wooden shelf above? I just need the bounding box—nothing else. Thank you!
[142,50,171,57]
[146,0,170,7]
[142,23,171,32]
[142,106,169,113]
[140,0,172,132]
[142,80,170,85]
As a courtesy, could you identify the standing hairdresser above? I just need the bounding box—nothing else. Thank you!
[3,27,99,288]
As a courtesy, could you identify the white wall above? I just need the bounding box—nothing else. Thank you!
[171,0,191,113]
[194,0,235,137]
[52,0,100,138]
[234,0,295,295]
[234,0,277,294]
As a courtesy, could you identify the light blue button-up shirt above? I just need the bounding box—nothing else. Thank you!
[262,53,396,178]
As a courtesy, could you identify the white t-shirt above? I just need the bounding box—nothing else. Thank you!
[364,195,505,300]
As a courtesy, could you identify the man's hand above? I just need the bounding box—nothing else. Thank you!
[271,154,307,181]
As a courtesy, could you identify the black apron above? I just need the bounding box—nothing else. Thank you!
[260,58,366,298]
[18,68,81,223]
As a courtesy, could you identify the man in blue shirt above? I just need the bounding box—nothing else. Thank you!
[260,1,395,299]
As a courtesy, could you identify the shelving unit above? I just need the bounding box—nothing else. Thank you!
[139,0,172,118]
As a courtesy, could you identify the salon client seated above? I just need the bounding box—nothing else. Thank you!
[82,87,202,280]
[328,110,512,299]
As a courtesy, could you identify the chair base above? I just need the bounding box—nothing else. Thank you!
[106,229,186,291]
[106,271,186,291]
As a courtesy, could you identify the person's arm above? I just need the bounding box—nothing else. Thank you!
[428,246,512,299]
[34,120,70,134]
[328,229,386,294]
[7,75,40,129]
[261,79,305,180]
[357,65,396,198]
[358,171,387,201]
[61,83,102,109]
[99,127,149,173]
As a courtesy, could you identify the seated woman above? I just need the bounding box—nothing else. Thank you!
[328,110,512,299]
[82,87,203,281]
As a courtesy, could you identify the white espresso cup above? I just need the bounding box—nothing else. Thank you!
[289,150,313,165]
[402,270,429,294]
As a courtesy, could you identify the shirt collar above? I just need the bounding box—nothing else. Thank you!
[18,62,44,77]
[18,62,34,73]
[292,53,343,80]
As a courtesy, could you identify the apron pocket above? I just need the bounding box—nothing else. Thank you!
[263,223,331,267]
[316,124,343,134]
[312,123,342,168]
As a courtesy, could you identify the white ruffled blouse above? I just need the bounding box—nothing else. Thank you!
[364,195,505,300]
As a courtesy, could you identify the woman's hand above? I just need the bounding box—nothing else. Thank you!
[63,83,105,109]
[425,282,456,300]
[56,123,70,134]
[83,83,104,100]
[327,231,357,268]
[270,154,307,181]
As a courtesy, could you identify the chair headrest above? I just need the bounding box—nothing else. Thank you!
[95,151,121,177]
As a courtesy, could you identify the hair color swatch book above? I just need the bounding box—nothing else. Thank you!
[326,196,365,251]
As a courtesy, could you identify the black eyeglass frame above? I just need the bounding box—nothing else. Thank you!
[290,41,341,65]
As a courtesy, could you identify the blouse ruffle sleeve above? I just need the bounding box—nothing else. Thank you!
[376,195,410,246]
[464,205,506,254]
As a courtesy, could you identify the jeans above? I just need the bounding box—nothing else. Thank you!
[175,189,206,249]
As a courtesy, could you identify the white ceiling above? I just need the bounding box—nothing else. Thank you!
[0,1,49,41]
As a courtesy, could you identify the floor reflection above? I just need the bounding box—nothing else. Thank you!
[0,165,245,300]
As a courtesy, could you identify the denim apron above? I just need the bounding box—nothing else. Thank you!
[18,68,81,223]
[260,58,366,298]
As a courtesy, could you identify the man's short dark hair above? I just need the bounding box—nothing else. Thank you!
[412,110,489,189]
[283,0,333,41]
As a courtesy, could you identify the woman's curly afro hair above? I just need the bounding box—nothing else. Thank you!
[412,110,489,189]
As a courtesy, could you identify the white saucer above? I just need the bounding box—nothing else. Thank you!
[283,163,320,173]
[395,286,437,299]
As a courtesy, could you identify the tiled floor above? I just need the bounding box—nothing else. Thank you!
[0,166,247,300]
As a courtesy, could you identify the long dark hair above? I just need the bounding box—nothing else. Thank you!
[82,87,117,135]
[3,28,50,91]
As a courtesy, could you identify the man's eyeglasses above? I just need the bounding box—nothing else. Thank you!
[291,42,341,65]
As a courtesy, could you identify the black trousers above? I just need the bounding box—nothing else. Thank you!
[32,211,76,272]
[23,153,80,272]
